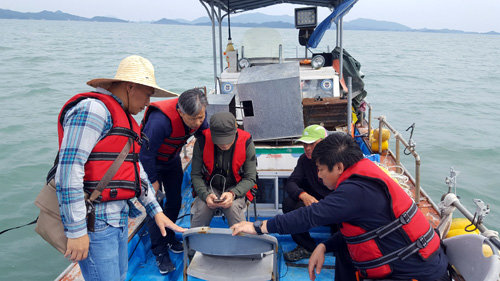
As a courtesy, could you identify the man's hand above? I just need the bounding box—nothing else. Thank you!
[230,221,256,235]
[299,192,319,206]
[308,243,326,281]
[206,193,219,209]
[65,234,89,262]
[152,181,160,192]
[218,192,234,209]
[154,212,187,237]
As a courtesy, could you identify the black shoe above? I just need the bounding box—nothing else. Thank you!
[167,239,184,254]
[156,253,175,274]
[284,245,312,262]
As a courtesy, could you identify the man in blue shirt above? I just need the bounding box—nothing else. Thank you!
[56,55,185,281]
[140,89,208,274]
[232,133,449,281]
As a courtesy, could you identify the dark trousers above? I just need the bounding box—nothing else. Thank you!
[146,158,183,256]
[282,196,338,252]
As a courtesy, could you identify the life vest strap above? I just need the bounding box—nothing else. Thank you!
[345,203,418,244]
[166,133,193,141]
[108,127,143,145]
[352,225,435,270]
[84,180,137,190]
[87,152,138,162]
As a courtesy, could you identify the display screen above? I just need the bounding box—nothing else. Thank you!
[295,7,317,28]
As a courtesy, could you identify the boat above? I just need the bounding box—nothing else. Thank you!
[55,0,500,280]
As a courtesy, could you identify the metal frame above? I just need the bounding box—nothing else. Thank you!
[183,227,279,281]
[375,116,423,203]
[200,0,352,99]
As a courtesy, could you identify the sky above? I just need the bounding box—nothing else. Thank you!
[1,0,499,33]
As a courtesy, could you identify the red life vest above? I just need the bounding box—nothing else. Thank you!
[336,159,440,279]
[201,128,256,201]
[141,98,195,162]
[57,92,142,202]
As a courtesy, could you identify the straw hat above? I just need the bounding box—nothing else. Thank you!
[87,55,177,97]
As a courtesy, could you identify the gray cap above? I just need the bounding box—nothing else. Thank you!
[210,112,237,145]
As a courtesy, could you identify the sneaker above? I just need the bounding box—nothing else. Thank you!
[167,239,184,254]
[156,253,175,274]
[284,245,312,262]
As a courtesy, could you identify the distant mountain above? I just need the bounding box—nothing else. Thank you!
[0,8,497,35]
[153,18,184,25]
[0,8,126,23]
[90,16,127,23]
[344,18,411,31]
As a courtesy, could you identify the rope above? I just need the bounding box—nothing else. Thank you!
[376,162,413,198]
[0,218,38,235]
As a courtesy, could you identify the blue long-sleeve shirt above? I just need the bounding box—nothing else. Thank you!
[267,176,448,280]
[140,107,208,183]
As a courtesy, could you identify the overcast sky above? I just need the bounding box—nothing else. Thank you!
[1,0,499,33]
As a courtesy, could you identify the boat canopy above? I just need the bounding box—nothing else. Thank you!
[307,0,357,48]
[199,0,346,14]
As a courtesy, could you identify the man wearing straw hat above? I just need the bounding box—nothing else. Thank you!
[56,55,185,281]
[140,88,208,274]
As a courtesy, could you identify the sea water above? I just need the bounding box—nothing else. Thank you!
[0,19,499,280]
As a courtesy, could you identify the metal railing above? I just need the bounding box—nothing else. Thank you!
[376,116,422,203]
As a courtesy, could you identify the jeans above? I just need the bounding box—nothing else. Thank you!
[78,221,128,281]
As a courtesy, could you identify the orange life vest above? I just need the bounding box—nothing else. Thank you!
[141,98,195,162]
[57,92,142,202]
[337,159,440,279]
[201,128,256,201]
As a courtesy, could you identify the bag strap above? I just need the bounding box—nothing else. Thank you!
[88,139,132,202]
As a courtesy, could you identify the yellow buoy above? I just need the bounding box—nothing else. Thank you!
[373,128,390,141]
[371,140,389,151]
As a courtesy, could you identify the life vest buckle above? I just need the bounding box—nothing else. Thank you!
[399,211,412,225]
[416,236,428,249]
[110,188,118,198]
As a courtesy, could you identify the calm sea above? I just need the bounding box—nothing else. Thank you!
[0,19,499,280]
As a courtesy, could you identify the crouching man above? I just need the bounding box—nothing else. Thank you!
[190,112,257,227]
[232,133,449,281]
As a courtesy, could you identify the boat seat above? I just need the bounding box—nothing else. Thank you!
[443,234,500,281]
[182,227,279,281]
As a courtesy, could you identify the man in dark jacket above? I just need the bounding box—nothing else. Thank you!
[283,125,334,262]
[140,89,208,274]
[231,133,449,281]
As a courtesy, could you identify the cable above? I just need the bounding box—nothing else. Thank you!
[0,218,37,235]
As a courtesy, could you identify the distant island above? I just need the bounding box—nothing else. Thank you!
[0,8,498,35]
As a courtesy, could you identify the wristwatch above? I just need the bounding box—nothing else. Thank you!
[253,220,263,235]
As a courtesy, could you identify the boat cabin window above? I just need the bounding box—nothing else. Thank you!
[251,175,289,216]
[301,79,334,99]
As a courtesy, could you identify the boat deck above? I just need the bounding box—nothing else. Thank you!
[57,134,441,281]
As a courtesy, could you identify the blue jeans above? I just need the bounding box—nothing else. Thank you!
[78,221,128,281]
